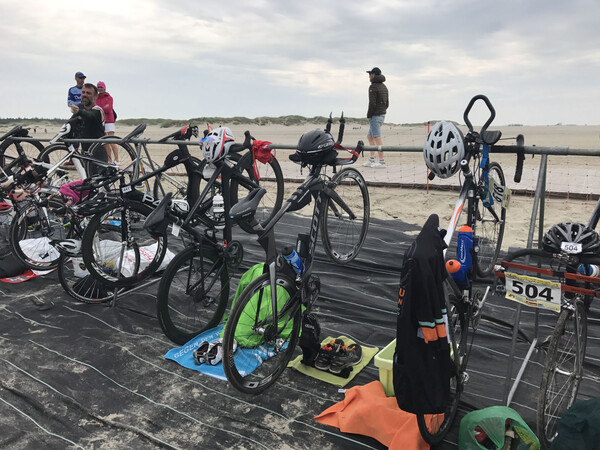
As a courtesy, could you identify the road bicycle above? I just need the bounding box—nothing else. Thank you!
[81,129,284,292]
[416,95,525,444]
[494,220,600,449]
[220,116,370,394]
[152,131,285,344]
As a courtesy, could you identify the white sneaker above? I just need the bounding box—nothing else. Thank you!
[363,159,376,167]
[372,161,386,168]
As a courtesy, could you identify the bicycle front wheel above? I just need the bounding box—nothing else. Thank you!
[81,201,166,287]
[222,272,302,394]
[230,151,284,233]
[0,137,44,169]
[417,292,465,445]
[475,161,506,278]
[156,243,230,345]
[537,301,587,449]
[9,198,70,270]
[321,168,370,264]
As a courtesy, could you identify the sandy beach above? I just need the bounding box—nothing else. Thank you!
[3,121,600,250]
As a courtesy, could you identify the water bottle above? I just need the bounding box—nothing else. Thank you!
[212,194,225,230]
[578,264,600,277]
[449,225,473,287]
[283,245,304,275]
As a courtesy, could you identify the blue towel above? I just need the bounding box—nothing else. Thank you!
[164,324,285,380]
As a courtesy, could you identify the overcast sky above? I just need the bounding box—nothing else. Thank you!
[1,0,599,125]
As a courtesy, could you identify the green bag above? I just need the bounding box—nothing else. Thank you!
[459,406,540,450]
[222,263,296,347]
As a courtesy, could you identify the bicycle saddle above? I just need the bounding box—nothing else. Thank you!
[144,192,173,236]
[229,188,266,222]
[481,130,502,145]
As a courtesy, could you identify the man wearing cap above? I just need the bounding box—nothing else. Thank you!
[363,67,389,168]
[68,72,86,108]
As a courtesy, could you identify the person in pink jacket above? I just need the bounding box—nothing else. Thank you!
[96,81,119,166]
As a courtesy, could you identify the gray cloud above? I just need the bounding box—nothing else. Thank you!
[0,0,598,124]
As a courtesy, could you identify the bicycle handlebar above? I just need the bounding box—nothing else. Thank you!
[158,124,198,143]
[463,94,496,136]
[514,134,525,183]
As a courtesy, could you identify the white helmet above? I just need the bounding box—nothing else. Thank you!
[423,121,465,179]
[201,127,235,163]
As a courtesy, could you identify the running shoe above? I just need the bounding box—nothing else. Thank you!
[314,338,345,370]
[329,343,363,374]
[363,158,376,167]
[371,161,386,168]
[193,341,211,365]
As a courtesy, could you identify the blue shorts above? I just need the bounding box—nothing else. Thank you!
[368,115,385,138]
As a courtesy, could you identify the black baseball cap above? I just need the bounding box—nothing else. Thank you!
[366,67,381,76]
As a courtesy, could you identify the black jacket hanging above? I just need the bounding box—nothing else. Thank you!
[393,214,452,414]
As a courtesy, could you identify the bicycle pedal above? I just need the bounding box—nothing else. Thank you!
[461,371,470,385]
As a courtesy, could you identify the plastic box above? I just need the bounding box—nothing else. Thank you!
[374,339,396,397]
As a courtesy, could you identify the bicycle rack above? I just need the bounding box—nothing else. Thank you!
[502,153,550,405]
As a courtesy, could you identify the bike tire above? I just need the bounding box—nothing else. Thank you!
[153,156,203,202]
[475,161,506,278]
[230,151,284,234]
[156,242,229,345]
[417,292,465,445]
[321,168,370,265]
[222,271,302,394]
[57,253,116,303]
[38,143,87,186]
[536,301,587,449]
[0,138,44,170]
[86,136,138,187]
[9,197,70,270]
[81,201,166,287]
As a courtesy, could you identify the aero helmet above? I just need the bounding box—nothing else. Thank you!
[542,222,600,254]
[423,121,465,179]
[291,129,336,165]
[201,127,235,163]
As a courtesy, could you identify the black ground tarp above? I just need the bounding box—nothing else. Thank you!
[1,212,599,449]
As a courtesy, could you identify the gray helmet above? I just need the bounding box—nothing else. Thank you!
[542,222,600,254]
[423,121,465,179]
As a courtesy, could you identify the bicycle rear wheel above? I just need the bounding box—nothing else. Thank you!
[38,143,86,186]
[230,151,284,234]
[9,198,69,270]
[222,272,302,394]
[321,168,370,264]
[156,243,229,345]
[57,253,116,303]
[417,293,465,445]
[475,161,506,278]
[81,201,166,287]
[537,301,587,449]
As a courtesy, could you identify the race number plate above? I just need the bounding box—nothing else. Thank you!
[489,177,511,210]
[504,272,561,312]
[561,241,582,254]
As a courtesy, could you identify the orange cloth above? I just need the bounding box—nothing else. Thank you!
[314,381,429,449]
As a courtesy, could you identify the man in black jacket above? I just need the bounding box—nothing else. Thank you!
[69,83,107,174]
[363,67,389,168]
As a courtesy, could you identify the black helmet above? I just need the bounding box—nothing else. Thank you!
[542,222,600,254]
[290,129,337,166]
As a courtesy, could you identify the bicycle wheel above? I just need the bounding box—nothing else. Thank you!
[230,151,284,234]
[156,242,229,345]
[0,137,44,169]
[153,156,203,201]
[536,301,587,449]
[38,143,87,186]
[81,201,166,287]
[417,292,465,445]
[57,253,116,303]
[9,197,69,270]
[87,136,137,187]
[222,271,302,394]
[321,168,370,264]
[475,161,506,278]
